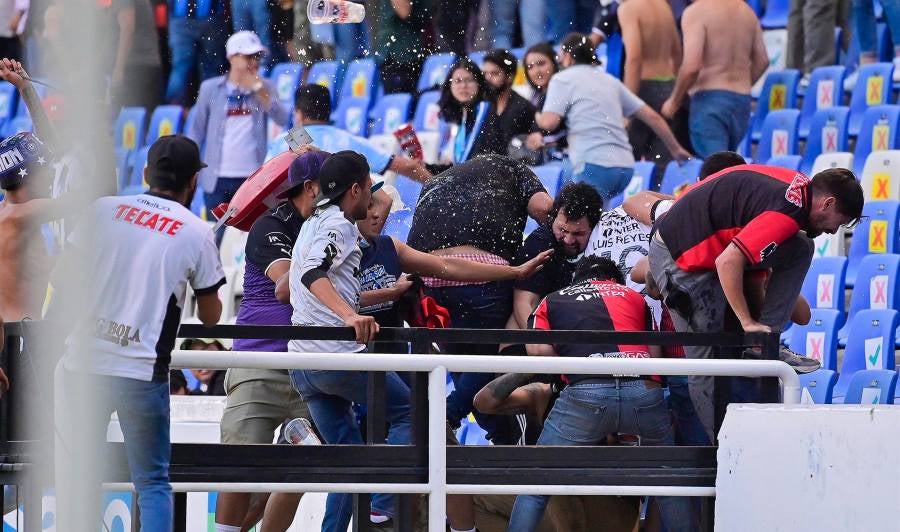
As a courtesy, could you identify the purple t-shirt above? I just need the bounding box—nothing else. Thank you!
[234,201,304,352]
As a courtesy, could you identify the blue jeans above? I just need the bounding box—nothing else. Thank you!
[427,281,514,443]
[489,0,517,49]
[688,90,752,158]
[573,164,634,206]
[205,177,246,245]
[166,17,228,105]
[290,369,412,531]
[667,376,710,446]
[520,0,548,47]
[547,0,597,43]
[508,381,693,532]
[231,0,272,65]
[852,0,900,55]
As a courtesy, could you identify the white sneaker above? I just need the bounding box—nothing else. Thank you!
[893,57,900,83]
[844,70,859,93]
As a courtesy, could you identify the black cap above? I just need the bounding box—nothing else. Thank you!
[147,135,207,187]
[315,150,381,207]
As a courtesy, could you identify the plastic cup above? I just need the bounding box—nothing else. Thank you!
[307,0,366,24]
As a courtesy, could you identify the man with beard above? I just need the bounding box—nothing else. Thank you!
[481,49,538,151]
[511,182,603,329]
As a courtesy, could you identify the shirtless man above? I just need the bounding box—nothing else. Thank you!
[618,0,691,166]
[660,0,769,158]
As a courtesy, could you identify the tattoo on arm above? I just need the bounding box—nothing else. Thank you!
[489,383,545,416]
[484,373,536,401]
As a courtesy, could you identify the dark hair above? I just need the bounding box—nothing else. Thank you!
[295,84,332,122]
[811,167,864,220]
[573,256,625,285]
[699,151,746,180]
[438,58,493,124]
[550,182,604,227]
[169,370,187,393]
[524,42,559,93]
[560,33,597,65]
[484,48,518,78]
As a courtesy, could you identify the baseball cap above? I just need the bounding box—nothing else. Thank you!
[226,30,268,58]
[147,135,207,187]
[314,150,383,207]
[287,149,331,190]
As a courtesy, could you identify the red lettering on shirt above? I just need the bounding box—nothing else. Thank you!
[112,205,185,236]
[167,220,183,236]
[124,207,140,223]
[135,210,149,226]
[114,204,130,220]
[144,213,159,229]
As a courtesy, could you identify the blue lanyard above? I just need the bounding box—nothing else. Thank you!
[453,101,490,164]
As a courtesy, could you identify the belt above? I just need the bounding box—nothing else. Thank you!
[572,377,661,389]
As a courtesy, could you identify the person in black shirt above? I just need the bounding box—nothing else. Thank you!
[482,49,538,151]
[512,182,603,329]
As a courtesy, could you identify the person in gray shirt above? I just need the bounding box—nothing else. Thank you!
[536,33,691,204]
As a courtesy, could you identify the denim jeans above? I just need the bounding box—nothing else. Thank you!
[688,90,752,158]
[852,0,900,55]
[489,0,517,49]
[205,177,246,245]
[54,364,173,532]
[547,0,597,43]
[427,281,514,443]
[520,0,548,47]
[166,17,228,105]
[507,381,693,532]
[573,164,634,206]
[290,369,412,531]
[231,0,272,65]
[667,376,710,446]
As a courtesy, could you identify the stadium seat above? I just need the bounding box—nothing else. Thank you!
[332,96,370,137]
[183,106,199,138]
[115,147,132,192]
[799,369,838,404]
[468,51,486,67]
[220,226,248,270]
[789,309,841,371]
[810,151,853,175]
[114,106,147,153]
[0,81,17,127]
[766,155,802,170]
[853,104,900,175]
[369,93,413,136]
[798,66,847,139]
[848,63,894,137]
[121,145,150,195]
[340,58,378,107]
[845,201,900,286]
[844,369,897,404]
[418,53,455,92]
[812,228,848,259]
[833,308,899,402]
[800,106,850,175]
[755,109,800,162]
[268,62,304,108]
[384,209,414,242]
[861,150,900,202]
[839,254,900,346]
[306,60,340,104]
[393,175,423,210]
[144,105,184,146]
[750,70,800,142]
[759,0,788,29]
[607,161,656,208]
[658,159,703,196]
[800,256,848,315]
[413,90,443,132]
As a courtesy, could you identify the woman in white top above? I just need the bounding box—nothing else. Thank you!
[535,33,691,204]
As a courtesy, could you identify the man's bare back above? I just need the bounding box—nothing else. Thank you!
[0,200,51,320]
[618,0,682,92]
[682,0,769,95]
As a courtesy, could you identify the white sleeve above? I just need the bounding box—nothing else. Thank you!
[191,228,226,294]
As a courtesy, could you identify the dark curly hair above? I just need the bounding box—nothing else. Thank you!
[438,58,494,124]
[550,182,604,227]
[573,256,626,285]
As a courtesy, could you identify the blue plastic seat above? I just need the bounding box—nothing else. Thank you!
[608,161,656,207]
[853,105,900,175]
[756,109,800,162]
[759,0,788,29]
[368,93,412,136]
[468,51,486,67]
[183,105,199,138]
[113,106,147,153]
[848,63,894,137]
[306,61,340,105]
[798,369,838,404]
[121,146,150,195]
[800,106,850,175]
[419,53,455,92]
[394,175,423,210]
[750,70,800,142]
[144,105,184,146]
[115,147,132,192]
[340,58,379,108]
[800,256,848,315]
[383,209,415,242]
[332,96,370,137]
[844,201,900,287]
[658,159,703,196]
[268,62,304,108]
[833,309,899,402]
[766,155,802,170]
[413,90,442,132]
[840,254,900,347]
[798,66,847,138]
[844,369,897,404]
[789,309,841,371]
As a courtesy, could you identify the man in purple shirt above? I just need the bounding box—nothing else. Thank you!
[214,149,329,532]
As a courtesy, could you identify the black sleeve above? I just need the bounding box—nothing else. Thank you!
[592,2,620,37]
[512,95,538,136]
[245,215,294,273]
[514,228,556,294]
[516,159,547,201]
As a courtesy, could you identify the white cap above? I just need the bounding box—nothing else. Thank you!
[226,30,268,58]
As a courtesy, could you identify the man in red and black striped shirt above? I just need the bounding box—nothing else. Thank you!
[648,164,863,437]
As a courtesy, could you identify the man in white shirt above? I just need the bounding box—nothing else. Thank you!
[52,135,225,531]
[287,150,411,531]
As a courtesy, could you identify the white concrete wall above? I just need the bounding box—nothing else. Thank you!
[716,404,900,531]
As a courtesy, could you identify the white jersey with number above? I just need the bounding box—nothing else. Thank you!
[61,193,225,381]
